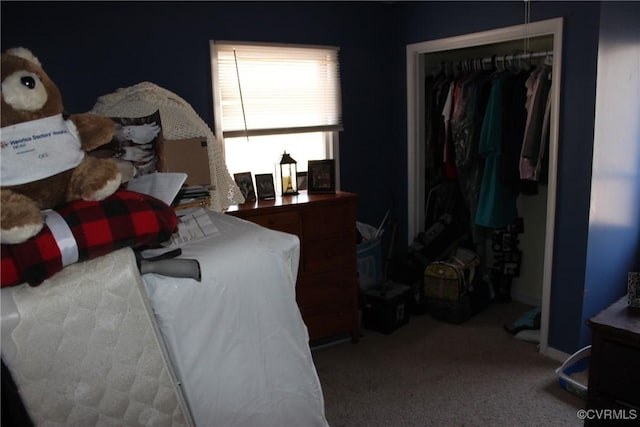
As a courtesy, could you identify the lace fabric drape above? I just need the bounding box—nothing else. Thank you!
[91,82,245,211]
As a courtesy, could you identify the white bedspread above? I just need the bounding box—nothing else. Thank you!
[142,211,328,427]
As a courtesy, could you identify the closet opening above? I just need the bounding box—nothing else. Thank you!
[406,18,563,358]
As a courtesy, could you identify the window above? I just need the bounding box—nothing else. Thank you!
[210,41,342,186]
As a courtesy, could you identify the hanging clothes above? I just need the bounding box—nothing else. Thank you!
[442,80,457,179]
[450,70,492,219]
[520,65,552,180]
[475,72,518,229]
[423,53,553,231]
[424,74,443,186]
[499,70,529,193]
[424,72,452,189]
[533,83,552,182]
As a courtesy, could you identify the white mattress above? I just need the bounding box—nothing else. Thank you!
[142,211,328,427]
[1,248,193,427]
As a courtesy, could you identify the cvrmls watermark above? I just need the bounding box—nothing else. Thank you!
[577,408,637,421]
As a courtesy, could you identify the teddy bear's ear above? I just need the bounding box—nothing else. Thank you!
[5,47,41,67]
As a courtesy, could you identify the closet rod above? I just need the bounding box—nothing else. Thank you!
[481,49,553,65]
[437,50,553,67]
[433,50,553,74]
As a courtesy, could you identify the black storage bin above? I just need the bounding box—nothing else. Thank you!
[362,282,411,334]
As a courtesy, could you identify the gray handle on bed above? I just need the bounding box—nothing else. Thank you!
[139,259,202,282]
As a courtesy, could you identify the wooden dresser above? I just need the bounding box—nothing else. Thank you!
[227,191,359,342]
[586,295,640,425]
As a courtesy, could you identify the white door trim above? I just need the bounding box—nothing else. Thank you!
[405,17,563,357]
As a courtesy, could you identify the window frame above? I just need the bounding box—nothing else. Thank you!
[209,40,341,190]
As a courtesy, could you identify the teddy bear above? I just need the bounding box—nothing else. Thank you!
[1,47,121,244]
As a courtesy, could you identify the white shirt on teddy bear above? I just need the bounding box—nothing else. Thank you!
[0,113,85,186]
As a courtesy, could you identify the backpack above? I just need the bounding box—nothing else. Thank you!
[423,247,481,323]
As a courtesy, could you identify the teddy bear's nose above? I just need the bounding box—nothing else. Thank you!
[20,76,36,89]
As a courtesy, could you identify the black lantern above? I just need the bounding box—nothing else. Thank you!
[278,151,298,195]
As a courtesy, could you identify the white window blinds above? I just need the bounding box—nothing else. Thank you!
[212,41,343,138]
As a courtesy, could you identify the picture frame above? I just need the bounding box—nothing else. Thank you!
[233,172,256,202]
[296,171,308,191]
[307,159,335,194]
[255,173,276,200]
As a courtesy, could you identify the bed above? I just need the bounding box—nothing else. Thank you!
[1,209,328,426]
[0,82,328,426]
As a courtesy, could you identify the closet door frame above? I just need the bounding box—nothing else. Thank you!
[406,17,563,358]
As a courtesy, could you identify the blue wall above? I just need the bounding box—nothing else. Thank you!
[4,1,636,355]
[0,1,397,235]
[581,1,640,348]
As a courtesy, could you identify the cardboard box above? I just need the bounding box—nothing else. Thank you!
[160,138,211,186]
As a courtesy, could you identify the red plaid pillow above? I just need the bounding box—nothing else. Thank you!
[1,190,178,287]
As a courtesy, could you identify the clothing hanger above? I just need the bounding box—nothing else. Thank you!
[432,61,444,78]
[522,52,533,71]
[446,61,454,77]
[509,53,521,73]
[500,54,507,72]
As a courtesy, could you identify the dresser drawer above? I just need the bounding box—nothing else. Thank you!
[594,338,640,406]
[226,191,359,342]
[243,211,300,235]
[302,203,354,240]
[301,304,355,341]
[303,236,356,273]
[297,270,356,308]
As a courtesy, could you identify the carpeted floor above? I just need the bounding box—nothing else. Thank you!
[311,301,585,427]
